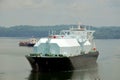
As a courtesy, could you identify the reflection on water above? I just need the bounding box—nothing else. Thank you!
[71,63,100,80]
[28,71,73,80]
[28,62,100,80]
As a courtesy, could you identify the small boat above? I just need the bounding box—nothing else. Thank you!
[25,24,99,72]
[19,38,37,47]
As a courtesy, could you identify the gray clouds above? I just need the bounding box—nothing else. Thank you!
[0,0,120,27]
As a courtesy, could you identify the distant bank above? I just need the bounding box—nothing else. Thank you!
[0,25,120,39]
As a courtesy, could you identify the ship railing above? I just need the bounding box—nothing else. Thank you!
[44,53,65,57]
[29,53,41,57]
[29,53,66,57]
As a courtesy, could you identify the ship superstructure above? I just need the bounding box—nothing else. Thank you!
[33,25,96,56]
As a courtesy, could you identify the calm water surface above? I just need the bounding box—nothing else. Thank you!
[0,37,120,80]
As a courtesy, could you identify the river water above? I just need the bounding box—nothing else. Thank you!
[0,37,120,80]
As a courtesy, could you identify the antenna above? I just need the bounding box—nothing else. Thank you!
[78,22,82,29]
[48,30,50,36]
[51,30,54,35]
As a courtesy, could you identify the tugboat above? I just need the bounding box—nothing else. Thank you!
[19,38,37,47]
[25,24,99,72]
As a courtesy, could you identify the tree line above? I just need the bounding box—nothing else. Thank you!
[0,25,120,39]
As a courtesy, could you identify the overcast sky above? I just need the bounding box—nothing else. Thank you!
[0,0,120,27]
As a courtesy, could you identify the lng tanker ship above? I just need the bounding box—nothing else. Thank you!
[26,24,99,72]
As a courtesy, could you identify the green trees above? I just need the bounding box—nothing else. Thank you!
[0,25,120,39]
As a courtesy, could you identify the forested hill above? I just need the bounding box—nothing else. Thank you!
[0,25,120,39]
